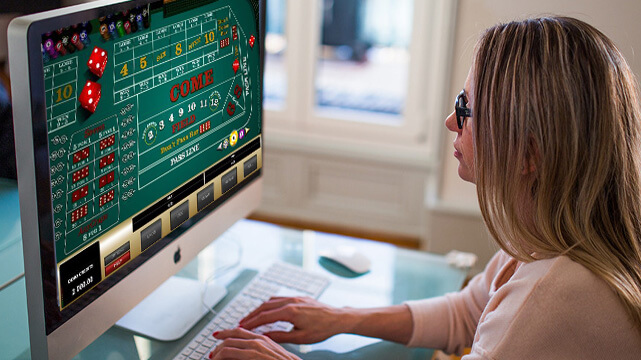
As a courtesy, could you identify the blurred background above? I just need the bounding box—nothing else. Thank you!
[1,0,640,271]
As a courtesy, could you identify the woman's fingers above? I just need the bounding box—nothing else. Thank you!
[240,297,298,326]
[214,327,261,340]
[262,330,302,344]
[210,327,302,360]
[209,346,261,360]
[210,329,263,359]
[240,307,295,330]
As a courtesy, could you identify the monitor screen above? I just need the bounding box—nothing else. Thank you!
[9,0,264,357]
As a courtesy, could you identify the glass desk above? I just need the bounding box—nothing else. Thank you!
[0,179,467,359]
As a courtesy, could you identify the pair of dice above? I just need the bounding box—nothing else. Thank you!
[78,46,108,113]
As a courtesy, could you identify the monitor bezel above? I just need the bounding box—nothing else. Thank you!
[9,0,265,357]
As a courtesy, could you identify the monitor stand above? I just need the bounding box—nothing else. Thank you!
[116,276,227,341]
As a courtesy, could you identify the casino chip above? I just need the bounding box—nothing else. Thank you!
[230,131,238,147]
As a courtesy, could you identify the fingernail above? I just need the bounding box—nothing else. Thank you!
[208,351,214,359]
[212,331,219,337]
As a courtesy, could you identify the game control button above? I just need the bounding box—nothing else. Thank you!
[141,219,162,252]
[221,168,237,194]
[104,251,130,276]
[197,185,214,211]
[104,242,131,266]
[170,201,190,230]
[243,155,258,177]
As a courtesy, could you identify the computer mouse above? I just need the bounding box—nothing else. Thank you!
[319,246,371,274]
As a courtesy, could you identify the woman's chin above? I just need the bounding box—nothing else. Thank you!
[457,166,476,184]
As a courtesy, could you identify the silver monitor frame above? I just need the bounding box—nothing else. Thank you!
[8,0,264,358]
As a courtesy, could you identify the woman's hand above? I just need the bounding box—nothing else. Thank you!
[209,327,301,360]
[238,296,348,344]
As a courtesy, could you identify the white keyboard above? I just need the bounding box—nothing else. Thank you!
[173,262,330,360]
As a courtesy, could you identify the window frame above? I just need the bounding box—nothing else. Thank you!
[264,0,458,169]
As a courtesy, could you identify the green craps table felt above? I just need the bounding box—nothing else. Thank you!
[40,0,262,308]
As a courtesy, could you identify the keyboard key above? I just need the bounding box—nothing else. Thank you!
[195,345,210,355]
[203,338,215,347]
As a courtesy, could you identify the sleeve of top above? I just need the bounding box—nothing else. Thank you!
[403,251,511,355]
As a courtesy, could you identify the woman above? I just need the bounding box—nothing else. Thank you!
[209,16,641,359]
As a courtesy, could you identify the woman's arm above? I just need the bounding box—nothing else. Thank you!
[238,297,414,344]
[341,304,414,344]
[236,251,511,353]
[208,300,414,359]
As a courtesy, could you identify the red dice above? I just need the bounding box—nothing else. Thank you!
[71,204,88,223]
[72,146,90,164]
[79,80,102,113]
[87,46,108,78]
[99,170,115,188]
[72,185,89,203]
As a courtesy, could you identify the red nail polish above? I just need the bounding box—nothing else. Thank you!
[208,351,214,359]
[213,331,219,337]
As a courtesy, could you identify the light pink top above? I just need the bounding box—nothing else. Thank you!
[405,251,641,359]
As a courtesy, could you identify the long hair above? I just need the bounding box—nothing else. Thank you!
[473,16,641,332]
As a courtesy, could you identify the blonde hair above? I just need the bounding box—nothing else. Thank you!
[473,17,641,332]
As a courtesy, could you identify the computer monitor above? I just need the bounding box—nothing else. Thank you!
[8,0,265,358]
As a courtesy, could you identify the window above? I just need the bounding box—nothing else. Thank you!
[315,0,413,125]
[263,0,457,165]
[264,0,287,109]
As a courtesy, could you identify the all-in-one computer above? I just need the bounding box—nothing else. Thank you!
[9,0,276,357]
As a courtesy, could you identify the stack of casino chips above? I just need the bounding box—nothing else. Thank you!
[98,6,150,42]
[41,22,93,62]
[41,5,150,62]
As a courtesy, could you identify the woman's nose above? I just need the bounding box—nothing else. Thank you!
[445,111,460,132]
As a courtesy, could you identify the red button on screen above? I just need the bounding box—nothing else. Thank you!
[105,251,130,276]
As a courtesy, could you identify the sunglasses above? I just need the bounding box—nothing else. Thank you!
[455,89,472,129]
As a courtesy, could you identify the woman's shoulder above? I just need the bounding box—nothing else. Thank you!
[487,252,616,299]
[516,255,603,290]
[508,255,631,325]
[469,254,641,359]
